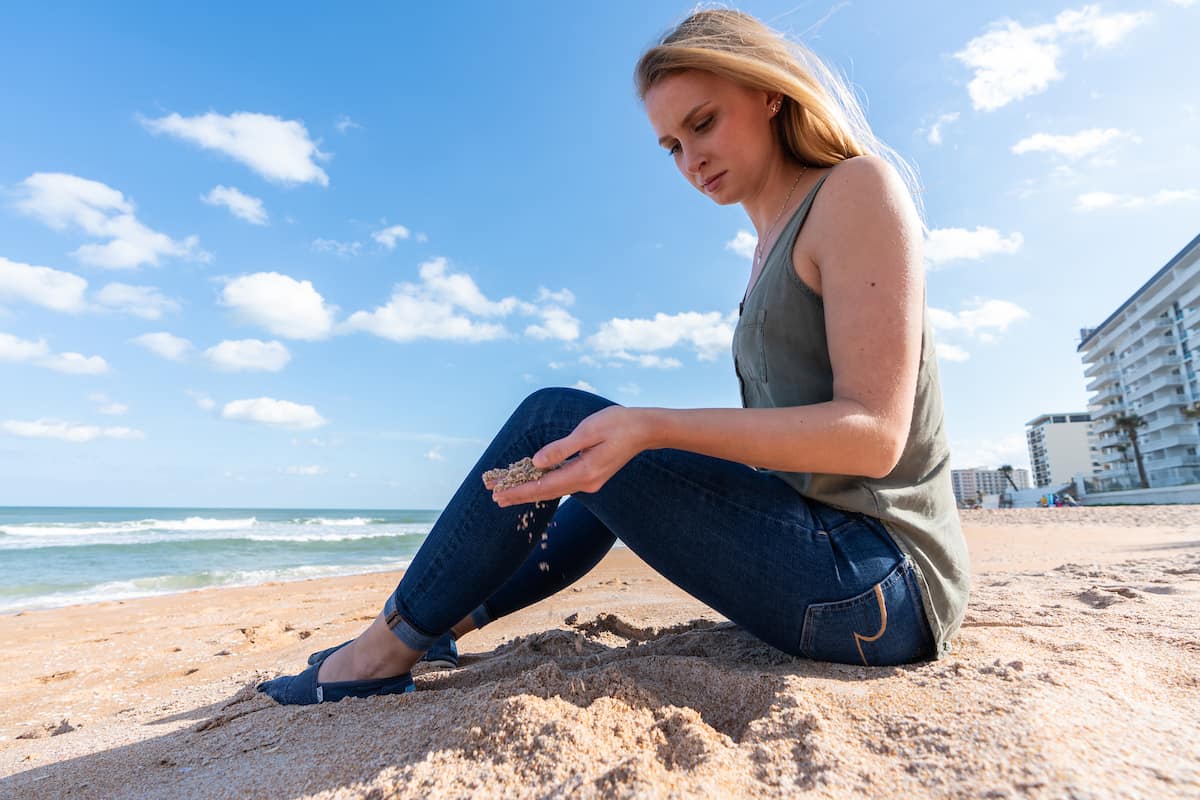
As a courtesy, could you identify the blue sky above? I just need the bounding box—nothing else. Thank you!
[1,1,1197,508]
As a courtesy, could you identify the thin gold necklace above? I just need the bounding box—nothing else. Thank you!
[753,167,807,269]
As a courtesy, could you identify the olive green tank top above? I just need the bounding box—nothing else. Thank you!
[732,170,970,658]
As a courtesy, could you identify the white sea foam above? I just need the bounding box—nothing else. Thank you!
[295,516,383,526]
[0,559,414,614]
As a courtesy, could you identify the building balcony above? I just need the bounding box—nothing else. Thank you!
[1084,353,1119,378]
[1128,373,1178,400]
[1140,431,1200,452]
[1123,353,1182,384]
[1142,413,1194,436]
[1085,369,1121,392]
[1145,454,1200,472]
[1136,393,1182,416]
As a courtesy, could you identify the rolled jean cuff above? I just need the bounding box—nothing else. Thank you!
[469,603,493,630]
[382,591,439,652]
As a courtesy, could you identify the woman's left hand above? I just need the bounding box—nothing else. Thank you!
[487,405,652,507]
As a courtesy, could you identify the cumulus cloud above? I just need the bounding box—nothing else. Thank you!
[955,7,1151,111]
[925,112,961,145]
[140,111,330,186]
[13,172,207,269]
[924,226,1023,269]
[936,343,971,362]
[1074,190,1198,212]
[221,272,337,340]
[0,256,89,312]
[221,397,326,429]
[335,115,361,134]
[345,257,579,344]
[372,224,410,250]
[286,464,326,475]
[725,230,757,260]
[1,418,145,442]
[572,380,597,392]
[1011,128,1139,161]
[132,331,193,362]
[95,283,180,319]
[202,185,268,225]
[203,339,291,372]
[0,331,107,374]
[425,446,445,462]
[929,298,1030,338]
[588,310,735,365]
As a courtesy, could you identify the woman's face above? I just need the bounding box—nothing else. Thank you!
[644,69,777,206]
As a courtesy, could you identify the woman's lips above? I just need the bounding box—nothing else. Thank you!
[702,171,726,192]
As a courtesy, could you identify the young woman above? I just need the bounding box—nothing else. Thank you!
[260,9,970,705]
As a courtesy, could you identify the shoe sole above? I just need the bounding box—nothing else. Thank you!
[422,659,457,670]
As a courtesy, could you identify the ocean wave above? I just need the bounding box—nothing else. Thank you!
[0,524,431,550]
[0,560,414,614]
[0,516,257,539]
[293,516,385,526]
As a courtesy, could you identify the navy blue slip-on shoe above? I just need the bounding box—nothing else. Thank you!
[422,633,459,670]
[308,632,458,669]
[257,661,415,705]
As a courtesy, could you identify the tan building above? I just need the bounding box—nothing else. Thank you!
[951,466,1030,505]
[1025,412,1093,488]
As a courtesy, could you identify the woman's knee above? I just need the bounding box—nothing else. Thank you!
[513,386,617,429]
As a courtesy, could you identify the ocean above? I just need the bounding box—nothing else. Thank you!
[0,506,439,614]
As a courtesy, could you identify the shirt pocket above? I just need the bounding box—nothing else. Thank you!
[798,557,933,666]
[733,307,768,383]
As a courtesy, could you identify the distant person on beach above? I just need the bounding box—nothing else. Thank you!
[260,8,970,705]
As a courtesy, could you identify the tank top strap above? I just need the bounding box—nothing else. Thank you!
[768,170,833,266]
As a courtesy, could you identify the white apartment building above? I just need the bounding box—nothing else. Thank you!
[1077,232,1200,490]
[1025,412,1094,488]
[951,466,1030,504]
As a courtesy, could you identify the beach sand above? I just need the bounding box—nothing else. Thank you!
[1,506,1197,798]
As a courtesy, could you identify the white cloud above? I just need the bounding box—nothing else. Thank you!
[204,339,291,372]
[588,310,734,364]
[936,343,971,362]
[202,185,268,225]
[14,172,207,269]
[39,352,109,375]
[185,389,215,410]
[1075,189,1198,212]
[0,331,50,362]
[1,334,109,374]
[345,259,580,344]
[312,238,362,257]
[425,446,445,462]
[286,464,326,475]
[335,115,361,134]
[1,418,144,442]
[924,226,1023,268]
[372,224,410,250]
[222,397,326,429]
[221,272,336,340]
[140,111,330,186]
[929,298,1030,338]
[925,112,961,145]
[955,7,1151,111]
[1011,128,1139,160]
[573,380,597,392]
[0,256,89,312]
[415,232,429,244]
[618,383,641,395]
[95,283,180,319]
[132,331,193,361]
[725,230,757,260]
[88,392,129,415]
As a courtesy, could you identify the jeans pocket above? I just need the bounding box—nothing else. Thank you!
[799,557,933,666]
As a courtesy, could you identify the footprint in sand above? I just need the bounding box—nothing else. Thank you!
[36,670,77,683]
[1078,585,1141,608]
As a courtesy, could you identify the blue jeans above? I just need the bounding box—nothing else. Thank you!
[385,388,935,666]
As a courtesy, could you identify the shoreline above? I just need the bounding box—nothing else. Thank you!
[2,511,1197,798]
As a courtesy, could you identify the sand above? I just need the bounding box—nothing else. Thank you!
[1,507,1198,798]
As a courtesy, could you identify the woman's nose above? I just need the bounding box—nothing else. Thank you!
[683,149,707,177]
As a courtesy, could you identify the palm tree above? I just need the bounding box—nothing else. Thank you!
[1182,402,1200,420]
[1112,413,1149,489]
[997,464,1021,493]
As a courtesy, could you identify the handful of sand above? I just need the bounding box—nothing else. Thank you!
[482,457,561,490]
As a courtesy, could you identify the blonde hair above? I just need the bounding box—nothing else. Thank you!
[635,8,926,227]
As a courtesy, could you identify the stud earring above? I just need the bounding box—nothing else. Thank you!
[770,100,781,115]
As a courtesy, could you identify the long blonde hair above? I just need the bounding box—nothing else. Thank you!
[634,8,926,227]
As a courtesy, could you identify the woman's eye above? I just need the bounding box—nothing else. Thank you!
[695,116,713,132]
[668,143,680,156]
